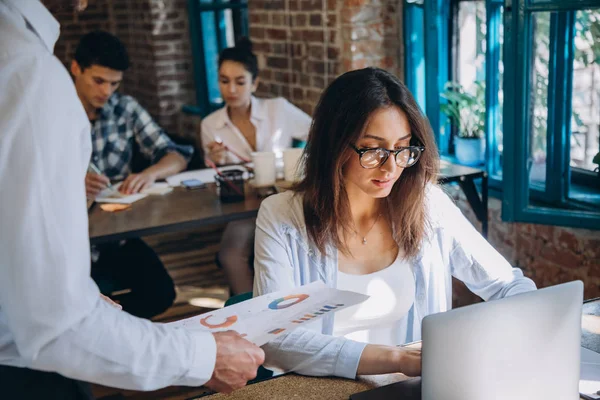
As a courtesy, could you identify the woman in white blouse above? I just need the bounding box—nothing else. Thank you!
[200,38,312,294]
[253,67,536,378]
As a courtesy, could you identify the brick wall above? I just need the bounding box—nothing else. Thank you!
[248,0,341,115]
[450,189,600,306]
[249,0,403,116]
[45,0,197,142]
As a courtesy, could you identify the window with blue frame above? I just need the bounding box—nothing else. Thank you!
[404,0,503,174]
[503,0,600,229]
[184,0,248,118]
[404,0,600,230]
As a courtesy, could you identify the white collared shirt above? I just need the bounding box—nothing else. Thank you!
[201,96,312,164]
[0,0,216,390]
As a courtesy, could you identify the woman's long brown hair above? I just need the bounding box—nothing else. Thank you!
[293,67,439,259]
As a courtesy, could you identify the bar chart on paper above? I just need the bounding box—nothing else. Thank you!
[167,281,368,346]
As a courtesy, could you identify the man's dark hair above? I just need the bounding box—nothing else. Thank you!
[74,31,130,71]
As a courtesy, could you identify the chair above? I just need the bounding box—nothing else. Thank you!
[224,292,274,383]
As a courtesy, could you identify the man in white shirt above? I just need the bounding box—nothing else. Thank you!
[0,1,264,398]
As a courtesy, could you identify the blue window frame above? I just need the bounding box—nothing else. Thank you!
[404,0,451,154]
[184,0,248,117]
[404,0,600,230]
[404,0,503,176]
[485,0,504,180]
[503,0,600,229]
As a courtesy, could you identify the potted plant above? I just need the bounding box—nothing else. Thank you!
[440,81,486,166]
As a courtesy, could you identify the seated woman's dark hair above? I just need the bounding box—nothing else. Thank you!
[218,37,259,80]
[295,67,439,259]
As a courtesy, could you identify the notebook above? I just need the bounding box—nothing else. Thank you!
[95,182,172,204]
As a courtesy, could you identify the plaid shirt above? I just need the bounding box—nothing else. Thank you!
[90,93,193,180]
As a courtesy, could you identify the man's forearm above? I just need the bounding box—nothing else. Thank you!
[30,298,216,390]
[144,152,188,180]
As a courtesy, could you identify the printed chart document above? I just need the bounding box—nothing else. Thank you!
[167,281,369,346]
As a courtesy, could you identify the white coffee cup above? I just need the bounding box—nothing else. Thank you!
[251,151,276,186]
[283,148,304,182]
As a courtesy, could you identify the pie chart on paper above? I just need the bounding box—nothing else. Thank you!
[200,314,238,329]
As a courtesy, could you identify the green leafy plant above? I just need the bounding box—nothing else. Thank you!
[440,81,486,139]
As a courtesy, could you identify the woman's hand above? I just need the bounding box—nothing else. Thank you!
[357,344,422,376]
[395,347,422,377]
[207,141,227,165]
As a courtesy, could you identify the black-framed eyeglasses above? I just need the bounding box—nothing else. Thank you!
[350,144,426,169]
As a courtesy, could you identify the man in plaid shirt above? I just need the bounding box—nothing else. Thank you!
[72,31,193,319]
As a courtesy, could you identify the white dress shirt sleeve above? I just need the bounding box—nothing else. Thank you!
[0,24,216,391]
[430,186,537,299]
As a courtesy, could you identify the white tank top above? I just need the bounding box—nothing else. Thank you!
[333,252,416,346]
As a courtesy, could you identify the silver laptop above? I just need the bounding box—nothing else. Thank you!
[422,280,583,400]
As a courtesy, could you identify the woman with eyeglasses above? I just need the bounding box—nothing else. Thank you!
[253,68,536,378]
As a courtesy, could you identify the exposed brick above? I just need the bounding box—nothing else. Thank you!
[269,82,283,94]
[301,0,325,12]
[311,76,326,89]
[307,61,325,74]
[327,46,340,60]
[310,13,323,26]
[249,13,261,24]
[327,13,338,28]
[249,27,265,39]
[266,56,290,69]
[272,14,285,26]
[266,28,288,40]
[302,29,325,42]
[292,87,305,101]
[289,0,302,11]
[292,14,308,27]
[308,44,324,60]
[290,43,306,58]
[272,43,288,55]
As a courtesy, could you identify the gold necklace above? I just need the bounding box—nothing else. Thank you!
[352,213,381,245]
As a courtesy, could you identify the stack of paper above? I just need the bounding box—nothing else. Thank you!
[140,182,173,195]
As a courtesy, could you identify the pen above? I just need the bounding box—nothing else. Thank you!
[88,163,113,189]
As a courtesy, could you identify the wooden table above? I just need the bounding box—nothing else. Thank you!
[194,373,408,400]
[89,184,262,245]
[89,160,488,245]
